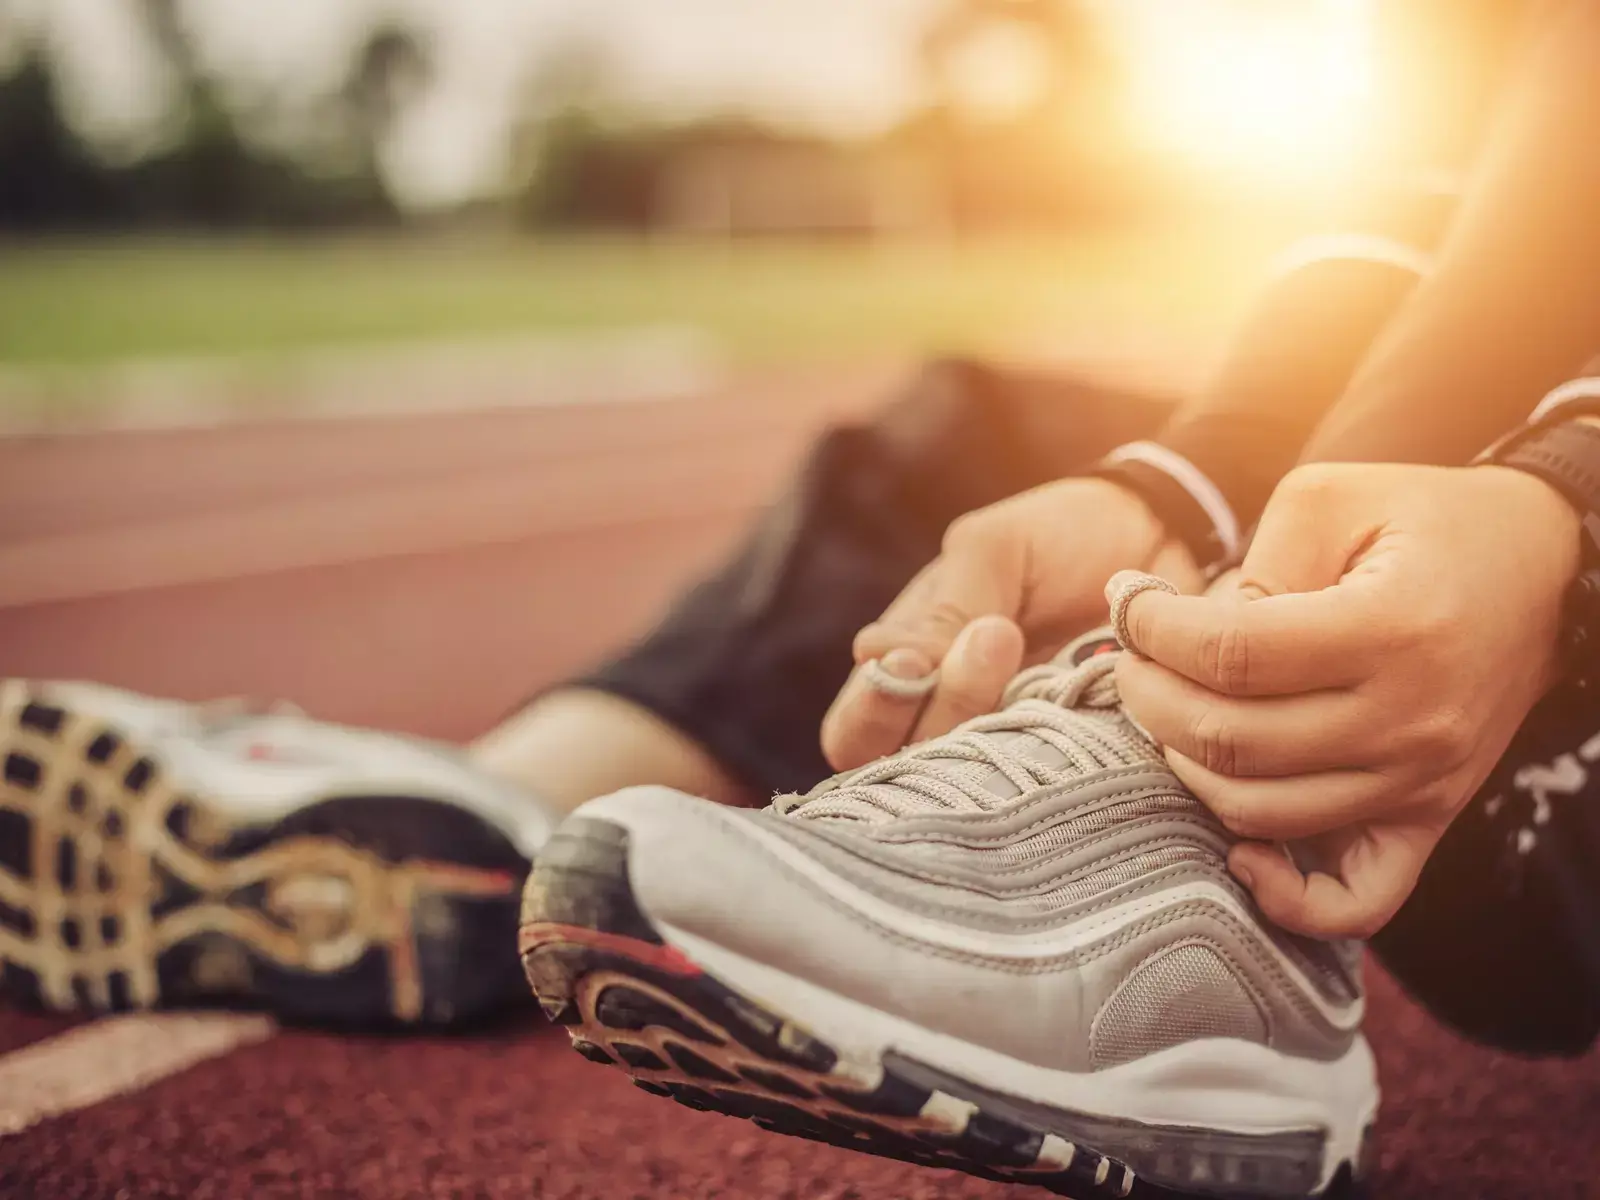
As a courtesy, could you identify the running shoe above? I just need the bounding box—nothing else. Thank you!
[0,679,552,1026]
[520,626,1374,1198]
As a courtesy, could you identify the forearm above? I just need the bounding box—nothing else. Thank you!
[1097,187,1448,564]
[1304,0,1600,466]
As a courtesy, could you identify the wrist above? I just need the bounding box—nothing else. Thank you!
[1094,475,1169,543]
[1476,462,1588,686]
[1082,477,1207,595]
[1477,465,1583,570]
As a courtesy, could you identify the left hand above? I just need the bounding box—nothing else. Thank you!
[1113,462,1582,939]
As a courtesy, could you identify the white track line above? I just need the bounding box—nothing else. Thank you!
[0,1013,277,1137]
[0,326,724,437]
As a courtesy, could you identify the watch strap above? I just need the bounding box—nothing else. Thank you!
[1492,417,1600,686]
[1494,418,1600,554]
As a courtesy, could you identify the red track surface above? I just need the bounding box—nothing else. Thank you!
[3,364,1599,1198]
[0,363,892,740]
[2,969,1598,1200]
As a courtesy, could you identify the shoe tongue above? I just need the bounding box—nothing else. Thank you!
[1053,624,1123,668]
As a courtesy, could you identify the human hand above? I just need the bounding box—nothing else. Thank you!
[821,477,1203,771]
[1113,462,1582,939]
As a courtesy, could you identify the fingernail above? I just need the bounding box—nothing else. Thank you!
[964,617,1014,667]
[1231,862,1254,889]
[879,647,934,682]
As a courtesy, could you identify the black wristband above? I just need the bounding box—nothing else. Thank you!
[1090,456,1230,572]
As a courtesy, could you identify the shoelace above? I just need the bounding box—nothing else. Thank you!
[775,649,1157,824]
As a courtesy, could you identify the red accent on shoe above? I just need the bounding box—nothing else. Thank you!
[518,922,703,976]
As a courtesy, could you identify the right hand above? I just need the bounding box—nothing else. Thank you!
[820,476,1204,772]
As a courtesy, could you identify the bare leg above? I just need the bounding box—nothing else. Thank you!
[469,688,755,814]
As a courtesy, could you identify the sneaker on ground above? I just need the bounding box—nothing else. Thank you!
[0,679,553,1026]
[519,628,1375,1199]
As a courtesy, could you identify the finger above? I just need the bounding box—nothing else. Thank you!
[820,648,937,770]
[1115,655,1378,777]
[1202,567,1243,597]
[910,615,1024,742]
[1164,749,1394,840]
[853,519,1024,668]
[1110,578,1381,696]
[1228,825,1429,940]
[852,564,941,663]
[1147,539,1207,595]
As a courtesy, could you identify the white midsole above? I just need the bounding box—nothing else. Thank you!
[660,921,1379,1191]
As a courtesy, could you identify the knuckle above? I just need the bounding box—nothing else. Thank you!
[1126,592,1166,651]
[1198,621,1251,694]
[922,600,977,640]
[941,511,988,552]
[1408,706,1472,766]
[1209,793,1267,839]
[852,624,890,661]
[1187,707,1248,777]
[1399,596,1466,654]
[1278,462,1344,506]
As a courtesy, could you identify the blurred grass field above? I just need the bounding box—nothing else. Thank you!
[0,225,1288,378]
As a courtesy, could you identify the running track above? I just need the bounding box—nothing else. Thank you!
[1,362,1598,1198]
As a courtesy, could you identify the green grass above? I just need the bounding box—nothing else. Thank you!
[0,227,1284,373]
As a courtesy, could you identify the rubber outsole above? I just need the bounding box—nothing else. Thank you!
[519,818,1367,1200]
[0,681,530,1027]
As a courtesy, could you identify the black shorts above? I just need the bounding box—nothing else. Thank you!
[572,358,1600,1057]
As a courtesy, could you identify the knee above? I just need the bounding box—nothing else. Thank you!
[870,357,1007,462]
[789,358,1012,532]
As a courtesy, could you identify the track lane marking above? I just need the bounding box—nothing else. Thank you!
[0,1013,277,1137]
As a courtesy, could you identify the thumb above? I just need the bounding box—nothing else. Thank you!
[1234,466,1372,599]
[1228,824,1431,940]
[853,515,1025,667]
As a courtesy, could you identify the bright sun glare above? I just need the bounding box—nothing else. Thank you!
[1128,0,1373,184]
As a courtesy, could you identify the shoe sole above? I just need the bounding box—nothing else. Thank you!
[0,681,529,1026]
[519,818,1366,1200]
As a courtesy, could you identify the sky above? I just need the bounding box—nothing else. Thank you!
[7,0,1372,207]
[12,0,943,208]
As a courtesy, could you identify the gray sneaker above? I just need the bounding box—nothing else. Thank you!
[520,632,1375,1198]
[0,679,552,1025]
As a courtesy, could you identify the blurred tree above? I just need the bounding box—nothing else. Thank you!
[910,0,1150,229]
[0,0,424,230]
[123,0,399,227]
[336,21,432,192]
[0,45,122,227]
[507,39,639,228]
[506,7,1148,237]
